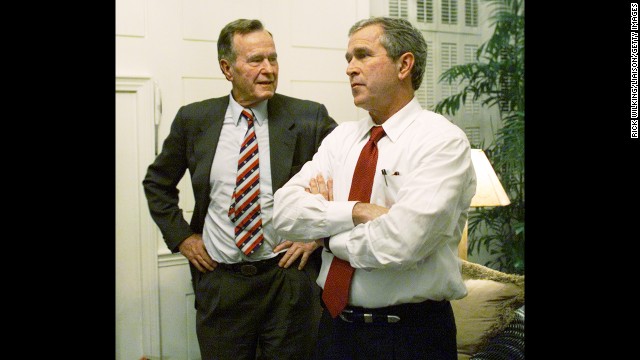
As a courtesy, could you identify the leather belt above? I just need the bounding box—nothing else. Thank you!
[217,253,285,276]
[339,308,400,324]
[337,299,450,325]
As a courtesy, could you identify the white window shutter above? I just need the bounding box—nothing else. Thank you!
[417,0,433,23]
[389,0,408,19]
[464,126,481,147]
[465,0,478,27]
[464,44,480,115]
[417,40,435,110]
[442,0,458,25]
[440,42,458,99]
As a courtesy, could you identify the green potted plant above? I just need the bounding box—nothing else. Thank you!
[435,0,524,274]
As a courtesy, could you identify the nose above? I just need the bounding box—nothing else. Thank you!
[346,58,359,77]
[261,59,276,74]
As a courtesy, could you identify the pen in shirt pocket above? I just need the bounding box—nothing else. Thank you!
[381,169,401,186]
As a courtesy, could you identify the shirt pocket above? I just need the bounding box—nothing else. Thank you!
[381,174,404,208]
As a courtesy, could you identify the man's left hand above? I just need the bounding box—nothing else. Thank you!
[273,240,321,270]
[272,173,331,270]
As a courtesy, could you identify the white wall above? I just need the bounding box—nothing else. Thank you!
[116,0,370,132]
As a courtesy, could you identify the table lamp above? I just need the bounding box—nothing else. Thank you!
[458,149,511,260]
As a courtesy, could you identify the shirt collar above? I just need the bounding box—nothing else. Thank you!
[357,97,423,143]
[228,93,269,126]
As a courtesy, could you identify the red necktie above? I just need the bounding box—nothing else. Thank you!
[228,109,264,256]
[322,126,386,318]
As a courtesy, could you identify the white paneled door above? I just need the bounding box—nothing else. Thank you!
[116,77,162,359]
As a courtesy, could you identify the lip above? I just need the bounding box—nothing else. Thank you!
[351,83,363,88]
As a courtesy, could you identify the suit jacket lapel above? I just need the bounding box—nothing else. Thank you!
[193,96,229,208]
[191,94,294,204]
[267,94,296,191]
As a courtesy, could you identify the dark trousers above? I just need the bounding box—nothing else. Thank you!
[316,299,458,360]
[193,253,322,360]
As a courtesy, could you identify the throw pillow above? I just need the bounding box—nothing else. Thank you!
[452,260,524,359]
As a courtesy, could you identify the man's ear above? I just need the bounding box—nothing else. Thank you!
[397,52,415,82]
[220,59,233,81]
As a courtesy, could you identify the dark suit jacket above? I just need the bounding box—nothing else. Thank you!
[143,93,337,253]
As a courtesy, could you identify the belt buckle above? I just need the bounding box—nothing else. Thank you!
[240,264,258,276]
[339,309,354,323]
[387,315,400,323]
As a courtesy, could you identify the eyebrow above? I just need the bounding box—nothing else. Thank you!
[247,52,278,61]
[345,47,371,61]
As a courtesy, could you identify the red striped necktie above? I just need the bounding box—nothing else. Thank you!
[228,109,264,256]
[322,126,386,318]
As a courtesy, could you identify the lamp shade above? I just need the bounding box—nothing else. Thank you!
[470,149,511,207]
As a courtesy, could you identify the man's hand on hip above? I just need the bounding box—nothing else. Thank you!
[179,234,217,272]
[272,173,333,270]
[274,240,320,270]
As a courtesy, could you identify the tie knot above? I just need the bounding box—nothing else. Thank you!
[369,126,386,144]
[241,109,254,125]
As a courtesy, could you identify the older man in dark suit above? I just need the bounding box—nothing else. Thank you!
[142,19,337,360]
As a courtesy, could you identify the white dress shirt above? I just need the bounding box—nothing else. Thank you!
[202,94,282,263]
[273,98,476,308]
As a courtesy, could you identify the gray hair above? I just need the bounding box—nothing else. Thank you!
[349,17,428,90]
[217,19,272,63]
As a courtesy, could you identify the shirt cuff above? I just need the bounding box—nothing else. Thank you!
[328,231,350,262]
[325,200,358,234]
